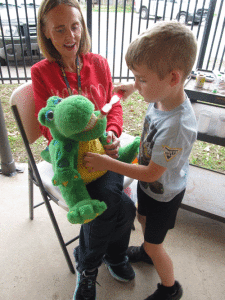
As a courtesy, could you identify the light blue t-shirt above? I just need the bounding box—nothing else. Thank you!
[139,95,197,202]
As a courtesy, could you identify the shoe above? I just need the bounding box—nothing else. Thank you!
[127,244,153,264]
[144,281,183,300]
[73,247,98,300]
[103,255,135,282]
[73,268,98,300]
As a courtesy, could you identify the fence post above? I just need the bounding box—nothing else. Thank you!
[197,0,217,69]
[87,0,92,42]
[0,99,23,176]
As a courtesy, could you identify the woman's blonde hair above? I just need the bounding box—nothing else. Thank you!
[37,0,91,61]
[126,21,197,81]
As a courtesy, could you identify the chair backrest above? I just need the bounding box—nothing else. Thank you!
[9,81,42,144]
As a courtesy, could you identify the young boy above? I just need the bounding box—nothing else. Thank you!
[85,21,198,300]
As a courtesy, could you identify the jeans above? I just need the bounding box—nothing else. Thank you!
[75,171,136,272]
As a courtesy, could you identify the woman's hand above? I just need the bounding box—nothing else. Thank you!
[85,152,112,172]
[113,82,136,100]
[104,131,120,159]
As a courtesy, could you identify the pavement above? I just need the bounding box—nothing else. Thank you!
[1,162,225,300]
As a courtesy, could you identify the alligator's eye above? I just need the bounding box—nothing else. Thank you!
[45,110,54,121]
[53,98,62,105]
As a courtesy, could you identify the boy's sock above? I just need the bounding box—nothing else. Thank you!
[161,282,177,294]
[144,281,183,300]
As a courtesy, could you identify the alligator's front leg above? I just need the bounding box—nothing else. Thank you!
[118,136,140,163]
[100,132,140,163]
[60,180,107,224]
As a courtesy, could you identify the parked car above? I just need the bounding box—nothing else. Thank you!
[0,0,42,65]
[134,0,209,24]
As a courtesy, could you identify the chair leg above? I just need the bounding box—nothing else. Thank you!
[28,163,75,273]
[42,192,75,274]
[28,162,34,220]
[54,220,75,274]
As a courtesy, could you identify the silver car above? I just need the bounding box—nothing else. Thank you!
[135,0,209,24]
[0,0,42,65]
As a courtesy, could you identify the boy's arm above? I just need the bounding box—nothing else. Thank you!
[113,82,136,100]
[84,153,166,183]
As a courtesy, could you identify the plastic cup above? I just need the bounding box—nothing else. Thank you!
[216,114,225,138]
[198,110,212,133]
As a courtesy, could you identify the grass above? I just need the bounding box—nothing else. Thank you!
[1,83,225,174]
[84,4,134,13]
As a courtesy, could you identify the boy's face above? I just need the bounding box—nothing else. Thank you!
[131,64,171,103]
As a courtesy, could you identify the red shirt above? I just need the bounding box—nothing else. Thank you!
[31,52,123,142]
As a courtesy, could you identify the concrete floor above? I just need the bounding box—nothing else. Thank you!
[1,163,225,300]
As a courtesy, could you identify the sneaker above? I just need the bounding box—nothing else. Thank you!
[127,244,153,264]
[73,247,98,300]
[73,268,98,300]
[103,255,135,282]
[144,281,183,300]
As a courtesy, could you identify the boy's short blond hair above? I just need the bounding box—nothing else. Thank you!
[126,21,197,81]
[37,0,91,62]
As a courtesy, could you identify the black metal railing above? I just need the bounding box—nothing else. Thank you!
[0,0,224,84]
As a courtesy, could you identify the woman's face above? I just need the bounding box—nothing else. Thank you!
[44,4,82,60]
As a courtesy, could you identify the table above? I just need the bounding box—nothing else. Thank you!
[184,75,225,106]
[183,75,225,223]
[184,76,225,146]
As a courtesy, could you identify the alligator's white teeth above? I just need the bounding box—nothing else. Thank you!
[83,113,98,132]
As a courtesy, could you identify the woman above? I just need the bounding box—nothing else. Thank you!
[31,1,136,299]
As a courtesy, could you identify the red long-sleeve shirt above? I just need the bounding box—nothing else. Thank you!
[31,52,123,142]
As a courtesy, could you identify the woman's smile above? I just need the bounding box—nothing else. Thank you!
[64,43,76,50]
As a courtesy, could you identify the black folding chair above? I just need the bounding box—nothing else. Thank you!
[10,82,135,273]
[10,82,79,273]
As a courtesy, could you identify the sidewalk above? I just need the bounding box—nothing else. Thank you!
[1,163,225,300]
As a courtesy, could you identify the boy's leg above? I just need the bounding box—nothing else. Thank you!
[127,184,185,299]
[143,241,175,287]
[144,242,183,300]
[138,210,175,286]
[127,185,185,266]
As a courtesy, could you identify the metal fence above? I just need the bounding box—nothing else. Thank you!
[0,0,224,84]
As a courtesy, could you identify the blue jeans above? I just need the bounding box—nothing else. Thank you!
[75,171,136,272]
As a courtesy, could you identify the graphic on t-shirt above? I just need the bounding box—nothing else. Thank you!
[140,120,164,195]
[162,145,182,162]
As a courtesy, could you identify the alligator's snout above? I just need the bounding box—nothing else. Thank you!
[83,113,98,132]
[55,97,95,137]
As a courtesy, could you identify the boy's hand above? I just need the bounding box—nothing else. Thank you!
[84,152,112,172]
[113,82,136,100]
[104,131,120,159]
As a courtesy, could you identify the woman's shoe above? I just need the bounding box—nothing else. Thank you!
[127,244,153,264]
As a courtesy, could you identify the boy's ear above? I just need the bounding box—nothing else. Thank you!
[169,70,182,87]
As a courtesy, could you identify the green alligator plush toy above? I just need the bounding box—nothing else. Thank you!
[38,95,140,224]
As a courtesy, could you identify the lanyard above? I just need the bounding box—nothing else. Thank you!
[59,56,82,96]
